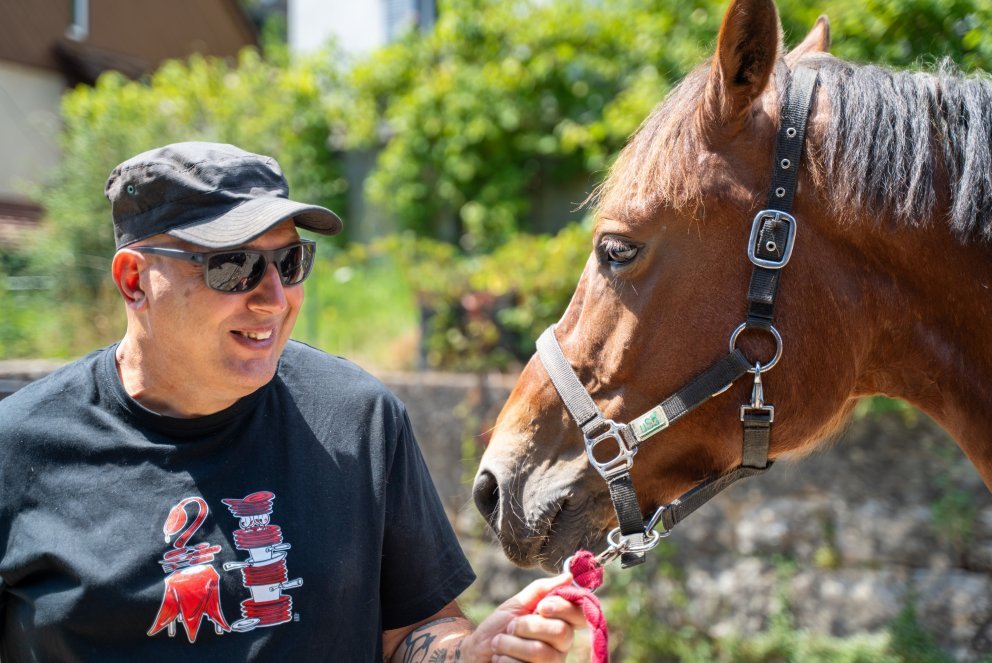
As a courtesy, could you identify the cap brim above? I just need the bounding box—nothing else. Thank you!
[165,196,342,249]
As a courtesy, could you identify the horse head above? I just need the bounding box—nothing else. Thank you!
[474,0,992,572]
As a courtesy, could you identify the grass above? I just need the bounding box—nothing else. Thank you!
[293,252,420,371]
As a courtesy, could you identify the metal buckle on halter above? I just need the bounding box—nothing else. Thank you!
[748,210,797,269]
[583,418,637,480]
[740,363,775,422]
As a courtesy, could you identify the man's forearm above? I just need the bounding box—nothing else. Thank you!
[388,616,471,663]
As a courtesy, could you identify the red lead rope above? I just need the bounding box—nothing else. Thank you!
[544,550,609,662]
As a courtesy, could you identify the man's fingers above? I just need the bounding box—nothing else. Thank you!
[498,572,573,614]
[534,596,588,629]
[506,614,574,653]
[492,632,567,663]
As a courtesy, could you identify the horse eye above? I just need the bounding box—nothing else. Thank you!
[599,238,639,266]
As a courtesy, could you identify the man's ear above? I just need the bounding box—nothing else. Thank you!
[785,15,830,68]
[112,249,148,311]
[702,0,781,131]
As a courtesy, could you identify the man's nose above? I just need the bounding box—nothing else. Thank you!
[247,262,290,312]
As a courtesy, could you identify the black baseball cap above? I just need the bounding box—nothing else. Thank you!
[105,142,342,249]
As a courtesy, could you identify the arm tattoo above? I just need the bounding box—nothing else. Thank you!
[428,642,464,663]
[401,618,459,663]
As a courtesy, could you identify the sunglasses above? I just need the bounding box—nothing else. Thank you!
[133,240,316,293]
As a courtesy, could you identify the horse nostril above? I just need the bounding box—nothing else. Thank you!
[472,470,501,530]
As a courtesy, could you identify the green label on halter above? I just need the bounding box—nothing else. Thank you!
[631,406,669,441]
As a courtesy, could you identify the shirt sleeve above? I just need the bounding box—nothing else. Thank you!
[378,412,476,630]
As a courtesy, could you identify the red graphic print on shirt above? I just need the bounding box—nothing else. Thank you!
[147,497,231,642]
[221,491,303,632]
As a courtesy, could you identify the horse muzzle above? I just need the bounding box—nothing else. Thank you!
[473,452,614,571]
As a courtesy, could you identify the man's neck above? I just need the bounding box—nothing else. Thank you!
[115,338,240,418]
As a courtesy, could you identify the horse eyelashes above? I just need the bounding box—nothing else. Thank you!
[598,237,640,266]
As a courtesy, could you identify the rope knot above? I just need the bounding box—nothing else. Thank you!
[567,549,604,591]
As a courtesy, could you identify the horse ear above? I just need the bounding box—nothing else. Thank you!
[785,15,830,68]
[704,0,781,129]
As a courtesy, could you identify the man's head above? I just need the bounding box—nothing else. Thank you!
[105,141,341,249]
[106,142,342,416]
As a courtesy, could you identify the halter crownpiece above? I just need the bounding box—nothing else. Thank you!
[537,66,819,568]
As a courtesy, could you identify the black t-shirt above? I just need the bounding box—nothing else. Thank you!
[0,341,475,661]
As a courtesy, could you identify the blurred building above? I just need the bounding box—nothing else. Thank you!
[289,0,436,57]
[0,0,257,246]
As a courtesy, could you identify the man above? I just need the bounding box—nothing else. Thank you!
[0,142,584,661]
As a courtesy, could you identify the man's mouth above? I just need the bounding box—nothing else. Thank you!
[233,329,273,341]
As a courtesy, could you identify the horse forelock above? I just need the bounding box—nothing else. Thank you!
[590,64,712,222]
[814,56,992,244]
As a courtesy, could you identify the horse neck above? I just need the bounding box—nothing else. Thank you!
[850,217,992,485]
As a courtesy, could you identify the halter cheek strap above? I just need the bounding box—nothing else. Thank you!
[537,66,819,568]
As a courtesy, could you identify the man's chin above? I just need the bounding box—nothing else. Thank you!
[223,359,280,396]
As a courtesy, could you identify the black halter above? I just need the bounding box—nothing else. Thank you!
[536,66,819,568]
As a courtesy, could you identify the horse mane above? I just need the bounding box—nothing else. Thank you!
[594,55,992,244]
[814,56,992,242]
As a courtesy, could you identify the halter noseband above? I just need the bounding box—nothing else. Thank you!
[537,66,819,568]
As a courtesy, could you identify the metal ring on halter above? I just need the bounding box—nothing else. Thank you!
[606,525,664,553]
[644,504,671,535]
[729,323,783,372]
[561,554,580,586]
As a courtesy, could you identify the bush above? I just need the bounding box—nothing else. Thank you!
[331,222,591,371]
[348,0,726,251]
[780,0,992,71]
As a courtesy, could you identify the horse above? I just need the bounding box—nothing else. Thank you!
[473,0,992,573]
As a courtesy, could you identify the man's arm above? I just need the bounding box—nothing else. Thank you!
[382,601,470,663]
[383,573,585,663]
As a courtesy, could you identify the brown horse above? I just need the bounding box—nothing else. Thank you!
[473,0,992,573]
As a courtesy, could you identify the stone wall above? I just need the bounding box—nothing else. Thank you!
[3,363,991,660]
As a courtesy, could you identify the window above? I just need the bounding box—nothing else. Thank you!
[385,0,435,41]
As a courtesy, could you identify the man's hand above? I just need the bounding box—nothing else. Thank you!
[384,573,588,663]
[460,572,588,662]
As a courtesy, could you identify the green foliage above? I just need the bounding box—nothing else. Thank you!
[332,222,590,371]
[852,396,917,421]
[780,0,992,71]
[349,0,725,251]
[345,0,992,254]
[295,241,419,369]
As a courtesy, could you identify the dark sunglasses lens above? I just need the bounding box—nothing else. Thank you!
[277,243,314,285]
[206,252,266,292]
